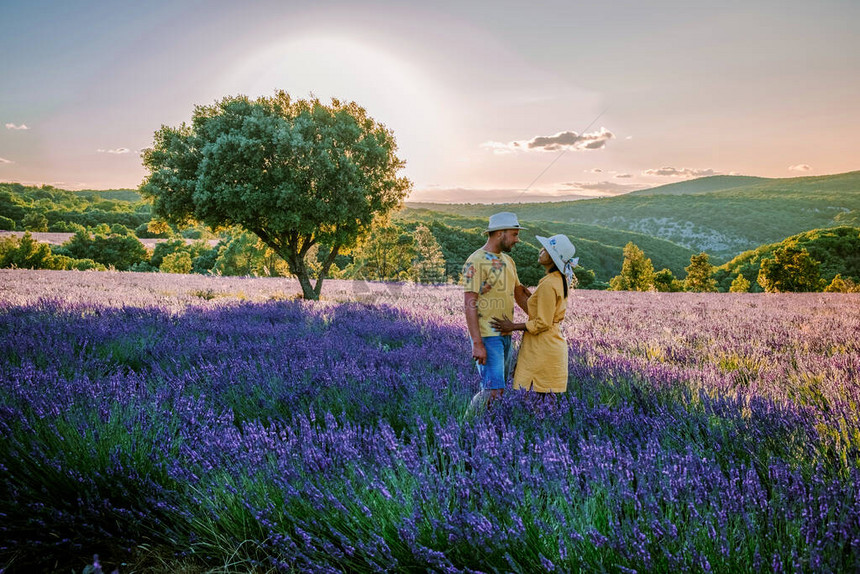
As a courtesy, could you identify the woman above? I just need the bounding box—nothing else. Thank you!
[491,234,577,394]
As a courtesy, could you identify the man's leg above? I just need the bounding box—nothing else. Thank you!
[478,336,506,407]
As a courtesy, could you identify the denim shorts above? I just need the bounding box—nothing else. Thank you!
[474,335,512,390]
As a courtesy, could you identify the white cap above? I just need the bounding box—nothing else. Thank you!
[485,212,526,234]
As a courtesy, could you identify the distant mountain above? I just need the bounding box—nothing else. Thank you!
[406,171,860,263]
[625,175,770,196]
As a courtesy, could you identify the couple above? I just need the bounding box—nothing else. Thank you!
[463,212,578,406]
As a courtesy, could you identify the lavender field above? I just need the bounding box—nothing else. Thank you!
[1,270,859,573]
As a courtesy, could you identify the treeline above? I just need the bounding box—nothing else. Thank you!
[0,183,150,234]
[0,183,600,286]
[714,226,860,292]
[398,208,694,283]
[2,182,857,291]
[0,228,201,273]
[608,226,860,293]
[0,219,597,287]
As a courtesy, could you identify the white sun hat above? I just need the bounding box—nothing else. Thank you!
[485,212,527,234]
[536,234,578,284]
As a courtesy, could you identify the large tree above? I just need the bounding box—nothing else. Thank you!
[140,92,411,299]
[609,242,655,291]
[684,252,717,292]
[346,220,415,281]
[411,225,446,283]
[757,244,823,292]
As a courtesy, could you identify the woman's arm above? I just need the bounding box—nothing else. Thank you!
[490,315,526,333]
[523,279,558,336]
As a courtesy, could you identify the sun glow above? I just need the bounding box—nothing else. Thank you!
[218,35,456,186]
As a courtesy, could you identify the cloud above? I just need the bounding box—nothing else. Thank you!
[0,157,12,164]
[588,168,635,179]
[642,167,717,177]
[5,123,29,130]
[479,141,517,155]
[481,127,615,154]
[97,148,131,154]
[788,164,812,172]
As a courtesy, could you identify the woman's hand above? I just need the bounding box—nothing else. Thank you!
[491,315,517,334]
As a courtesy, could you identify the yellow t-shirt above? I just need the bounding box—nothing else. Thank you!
[462,249,521,338]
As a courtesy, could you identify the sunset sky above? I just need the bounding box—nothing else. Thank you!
[1,0,858,202]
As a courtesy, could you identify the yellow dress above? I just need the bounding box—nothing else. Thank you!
[513,272,568,393]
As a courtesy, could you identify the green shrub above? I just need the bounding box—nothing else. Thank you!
[729,274,751,293]
[22,212,48,232]
[0,232,53,268]
[61,230,148,271]
[160,252,193,274]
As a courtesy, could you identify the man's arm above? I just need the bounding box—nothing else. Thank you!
[515,284,531,313]
[464,291,487,364]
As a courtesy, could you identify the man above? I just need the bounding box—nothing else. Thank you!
[462,212,531,406]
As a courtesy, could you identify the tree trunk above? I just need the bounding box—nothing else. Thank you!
[296,269,317,300]
[312,243,341,299]
[280,244,318,300]
[279,239,340,301]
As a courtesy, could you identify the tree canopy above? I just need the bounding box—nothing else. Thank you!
[757,244,823,293]
[730,274,751,293]
[411,224,446,283]
[609,242,655,291]
[684,252,717,292]
[714,226,860,291]
[140,91,411,299]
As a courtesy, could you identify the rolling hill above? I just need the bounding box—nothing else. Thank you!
[408,171,860,263]
[625,175,770,196]
[395,209,696,284]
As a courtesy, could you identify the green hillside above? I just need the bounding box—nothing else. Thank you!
[407,171,860,263]
[396,208,696,283]
[714,226,860,291]
[626,175,770,196]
